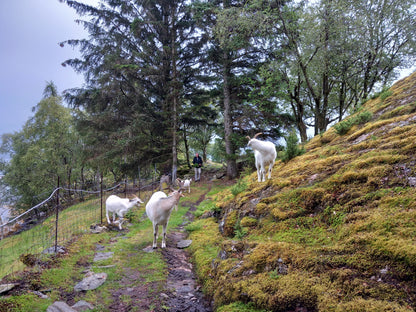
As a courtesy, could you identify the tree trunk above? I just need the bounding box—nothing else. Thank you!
[171,8,178,184]
[183,127,191,168]
[223,51,237,179]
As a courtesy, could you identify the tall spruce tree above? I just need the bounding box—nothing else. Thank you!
[61,0,204,182]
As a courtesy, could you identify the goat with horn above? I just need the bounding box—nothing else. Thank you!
[246,132,277,182]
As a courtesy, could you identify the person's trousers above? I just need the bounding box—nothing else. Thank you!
[194,167,201,181]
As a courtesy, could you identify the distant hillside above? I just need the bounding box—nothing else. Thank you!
[189,72,416,311]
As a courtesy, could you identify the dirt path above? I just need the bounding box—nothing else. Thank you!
[108,182,213,311]
[161,184,213,312]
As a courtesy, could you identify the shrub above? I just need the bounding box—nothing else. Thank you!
[280,130,305,162]
[334,111,373,135]
[379,89,393,101]
[370,86,392,101]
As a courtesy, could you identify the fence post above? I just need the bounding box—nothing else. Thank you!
[100,173,103,225]
[55,178,60,253]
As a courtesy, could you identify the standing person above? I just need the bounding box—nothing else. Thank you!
[192,153,203,181]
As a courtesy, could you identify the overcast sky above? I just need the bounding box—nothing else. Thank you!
[0,0,98,137]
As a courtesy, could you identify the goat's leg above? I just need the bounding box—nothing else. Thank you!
[268,163,273,179]
[256,166,262,182]
[152,224,158,249]
[118,217,123,230]
[161,224,167,248]
[106,210,111,224]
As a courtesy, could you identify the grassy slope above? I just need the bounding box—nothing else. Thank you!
[189,73,416,311]
[0,184,216,311]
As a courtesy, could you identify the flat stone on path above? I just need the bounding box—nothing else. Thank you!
[177,239,192,249]
[74,272,107,292]
[142,246,155,253]
[72,300,95,311]
[46,301,77,312]
[93,252,114,262]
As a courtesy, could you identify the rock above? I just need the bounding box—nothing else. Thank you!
[95,244,106,251]
[74,272,107,292]
[46,301,77,312]
[94,265,116,269]
[408,177,416,187]
[380,266,389,274]
[32,290,49,299]
[218,250,227,260]
[177,239,192,249]
[72,300,94,311]
[93,252,114,262]
[142,246,155,253]
[90,224,107,234]
[278,258,288,275]
[0,283,17,294]
[42,246,65,254]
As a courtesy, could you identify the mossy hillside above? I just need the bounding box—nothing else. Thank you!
[189,72,416,311]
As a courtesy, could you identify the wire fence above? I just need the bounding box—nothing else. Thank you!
[0,175,164,280]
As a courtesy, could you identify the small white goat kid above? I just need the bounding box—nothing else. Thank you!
[247,132,277,182]
[105,195,143,230]
[146,189,184,248]
[176,178,192,193]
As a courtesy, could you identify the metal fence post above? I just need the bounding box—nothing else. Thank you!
[100,173,103,225]
[55,178,60,253]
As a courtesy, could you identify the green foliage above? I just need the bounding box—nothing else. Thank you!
[233,218,247,239]
[370,86,394,102]
[280,130,305,162]
[1,85,84,208]
[231,178,247,197]
[380,89,393,101]
[334,111,373,135]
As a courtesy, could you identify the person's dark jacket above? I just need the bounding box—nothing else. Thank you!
[193,156,203,168]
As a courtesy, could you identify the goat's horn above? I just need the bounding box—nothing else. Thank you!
[246,136,251,140]
[253,132,263,139]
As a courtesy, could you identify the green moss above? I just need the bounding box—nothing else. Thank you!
[240,216,258,228]
[217,301,267,312]
[0,293,51,312]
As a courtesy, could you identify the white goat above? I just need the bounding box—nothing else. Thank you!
[247,132,277,182]
[146,189,184,248]
[176,178,192,193]
[105,195,143,230]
